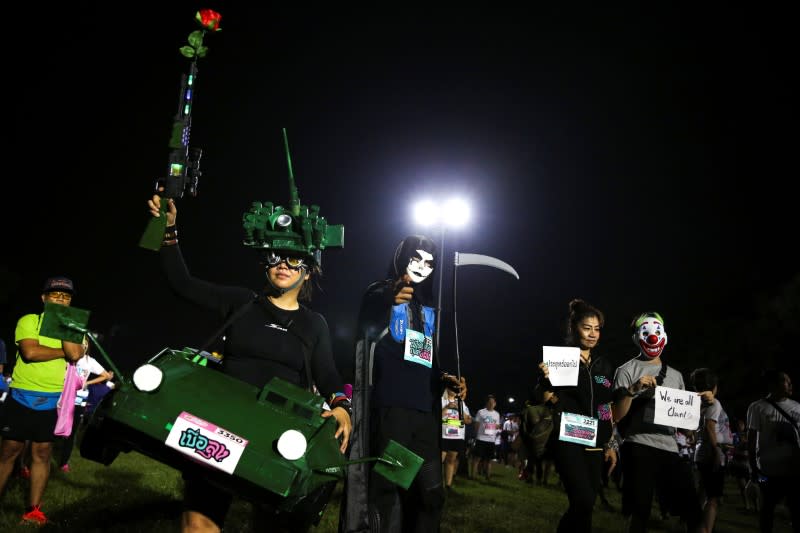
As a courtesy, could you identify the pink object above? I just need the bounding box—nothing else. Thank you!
[344,383,353,399]
[54,363,85,437]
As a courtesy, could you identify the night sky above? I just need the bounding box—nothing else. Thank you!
[3,3,797,421]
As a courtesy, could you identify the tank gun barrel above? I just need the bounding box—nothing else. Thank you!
[282,128,301,216]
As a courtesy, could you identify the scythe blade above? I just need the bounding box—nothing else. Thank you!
[454,252,519,279]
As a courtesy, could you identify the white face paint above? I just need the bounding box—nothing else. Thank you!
[635,319,668,359]
[406,249,434,283]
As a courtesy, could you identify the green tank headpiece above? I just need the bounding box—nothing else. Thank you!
[242,129,344,266]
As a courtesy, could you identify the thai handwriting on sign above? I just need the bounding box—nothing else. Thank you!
[179,427,231,462]
[408,336,432,363]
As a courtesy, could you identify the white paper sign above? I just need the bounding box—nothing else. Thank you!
[543,346,581,386]
[165,411,249,474]
[653,386,701,430]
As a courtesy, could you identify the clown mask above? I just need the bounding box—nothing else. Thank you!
[634,314,668,359]
[406,250,434,283]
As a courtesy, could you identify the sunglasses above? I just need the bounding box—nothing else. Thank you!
[263,252,306,270]
[46,291,72,301]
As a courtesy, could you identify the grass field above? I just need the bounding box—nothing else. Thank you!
[0,446,794,532]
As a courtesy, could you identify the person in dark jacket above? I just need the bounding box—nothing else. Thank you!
[348,234,465,533]
[148,194,351,533]
[519,385,558,486]
[537,299,618,533]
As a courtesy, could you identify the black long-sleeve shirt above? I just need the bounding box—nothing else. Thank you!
[545,355,616,447]
[160,244,344,400]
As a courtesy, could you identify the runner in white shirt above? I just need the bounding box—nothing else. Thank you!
[470,394,501,481]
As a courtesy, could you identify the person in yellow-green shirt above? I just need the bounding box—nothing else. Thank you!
[0,276,85,526]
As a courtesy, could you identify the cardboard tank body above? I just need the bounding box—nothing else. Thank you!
[43,299,419,523]
[80,347,346,516]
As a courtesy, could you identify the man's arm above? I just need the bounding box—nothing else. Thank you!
[18,338,82,363]
[85,371,114,387]
[747,428,759,480]
[612,369,659,422]
[705,418,720,463]
[612,367,634,422]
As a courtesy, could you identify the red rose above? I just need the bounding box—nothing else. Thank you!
[196,9,222,32]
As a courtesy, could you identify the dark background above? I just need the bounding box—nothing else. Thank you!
[2,2,797,422]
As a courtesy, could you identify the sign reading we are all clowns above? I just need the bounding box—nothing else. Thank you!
[653,386,701,431]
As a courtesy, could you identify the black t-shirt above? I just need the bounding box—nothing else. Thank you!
[160,245,344,399]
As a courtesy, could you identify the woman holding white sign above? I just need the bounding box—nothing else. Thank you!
[537,299,618,533]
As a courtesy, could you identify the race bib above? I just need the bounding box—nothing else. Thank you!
[484,422,498,436]
[404,328,433,368]
[165,411,249,474]
[442,420,465,439]
[558,412,598,447]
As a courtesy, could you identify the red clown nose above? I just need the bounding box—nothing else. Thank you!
[647,334,659,345]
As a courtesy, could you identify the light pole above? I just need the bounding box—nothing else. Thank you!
[412,197,471,353]
[435,223,445,352]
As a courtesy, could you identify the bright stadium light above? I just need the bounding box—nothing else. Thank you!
[410,194,473,356]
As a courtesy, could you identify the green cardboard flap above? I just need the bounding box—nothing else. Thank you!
[372,439,424,490]
[40,302,90,343]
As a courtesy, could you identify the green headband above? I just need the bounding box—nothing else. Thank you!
[634,312,665,329]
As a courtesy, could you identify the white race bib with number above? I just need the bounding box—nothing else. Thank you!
[442,420,465,439]
[558,412,598,447]
[165,411,249,474]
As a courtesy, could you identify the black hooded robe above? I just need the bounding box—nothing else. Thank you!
[340,235,446,533]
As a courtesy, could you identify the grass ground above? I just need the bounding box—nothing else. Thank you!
[0,449,793,532]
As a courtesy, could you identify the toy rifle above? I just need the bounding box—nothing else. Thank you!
[139,9,222,251]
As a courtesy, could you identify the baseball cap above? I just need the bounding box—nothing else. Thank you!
[42,276,75,295]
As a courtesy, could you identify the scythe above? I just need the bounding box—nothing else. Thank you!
[451,252,519,418]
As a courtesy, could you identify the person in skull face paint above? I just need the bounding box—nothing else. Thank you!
[611,312,707,533]
[354,235,466,533]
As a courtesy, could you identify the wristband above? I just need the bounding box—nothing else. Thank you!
[605,437,620,453]
[163,225,178,246]
[332,399,352,416]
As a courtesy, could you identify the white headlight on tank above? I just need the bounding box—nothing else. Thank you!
[132,364,164,392]
[277,429,307,460]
